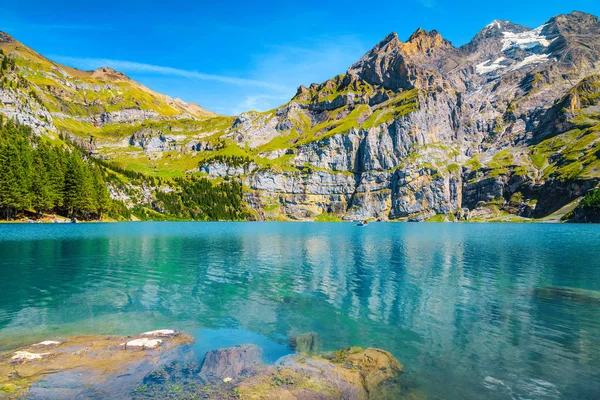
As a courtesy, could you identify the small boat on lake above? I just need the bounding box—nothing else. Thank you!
[356,220,369,226]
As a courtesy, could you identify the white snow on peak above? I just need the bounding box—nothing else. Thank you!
[509,54,552,71]
[476,57,507,75]
[501,25,555,52]
[486,20,503,30]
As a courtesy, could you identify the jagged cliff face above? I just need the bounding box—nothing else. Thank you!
[1,11,600,221]
[225,11,600,220]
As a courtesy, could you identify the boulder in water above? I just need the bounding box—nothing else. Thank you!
[237,346,406,399]
[289,331,321,354]
[533,286,600,305]
[198,344,263,382]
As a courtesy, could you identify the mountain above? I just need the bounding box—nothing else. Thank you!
[1,11,600,222]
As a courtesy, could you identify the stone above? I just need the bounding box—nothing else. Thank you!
[237,347,406,399]
[289,332,321,354]
[0,333,194,397]
[533,286,600,305]
[198,344,263,381]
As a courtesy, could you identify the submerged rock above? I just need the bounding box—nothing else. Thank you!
[237,347,406,399]
[198,344,263,382]
[2,331,414,400]
[134,345,411,400]
[533,286,600,305]
[289,331,322,354]
[0,330,192,398]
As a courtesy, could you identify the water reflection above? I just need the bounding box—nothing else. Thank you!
[1,223,600,399]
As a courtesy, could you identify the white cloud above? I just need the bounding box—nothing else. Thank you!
[50,34,368,115]
[248,34,367,89]
[226,34,367,113]
[51,56,287,91]
[230,94,290,115]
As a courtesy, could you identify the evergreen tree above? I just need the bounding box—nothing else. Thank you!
[92,167,110,219]
[31,149,53,215]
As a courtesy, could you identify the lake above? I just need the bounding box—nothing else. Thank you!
[1,222,599,399]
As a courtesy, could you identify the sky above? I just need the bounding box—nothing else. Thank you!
[1,1,599,115]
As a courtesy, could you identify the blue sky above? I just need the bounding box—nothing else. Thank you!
[2,1,599,115]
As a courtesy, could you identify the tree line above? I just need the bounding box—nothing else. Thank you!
[0,118,113,220]
[154,176,251,221]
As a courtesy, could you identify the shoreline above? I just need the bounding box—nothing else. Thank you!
[0,330,413,399]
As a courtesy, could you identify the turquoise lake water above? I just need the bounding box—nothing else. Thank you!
[1,222,600,399]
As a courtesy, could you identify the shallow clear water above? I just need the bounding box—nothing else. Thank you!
[1,222,600,399]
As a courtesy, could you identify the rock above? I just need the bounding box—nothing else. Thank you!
[344,348,404,397]
[289,332,321,354]
[237,347,406,399]
[198,344,263,382]
[0,333,194,396]
[533,286,600,305]
[131,344,415,400]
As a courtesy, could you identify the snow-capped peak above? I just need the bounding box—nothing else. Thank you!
[501,24,555,52]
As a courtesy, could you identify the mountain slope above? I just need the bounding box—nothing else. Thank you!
[1,11,600,222]
[0,32,214,135]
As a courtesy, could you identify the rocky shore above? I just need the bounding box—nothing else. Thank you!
[0,331,419,399]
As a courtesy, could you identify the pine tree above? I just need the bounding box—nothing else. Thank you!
[0,141,21,219]
[31,148,53,216]
[93,167,110,219]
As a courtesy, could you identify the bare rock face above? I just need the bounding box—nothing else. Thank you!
[0,31,14,43]
[198,344,263,382]
[234,11,600,221]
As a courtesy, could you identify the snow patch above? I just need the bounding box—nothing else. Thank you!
[476,57,507,74]
[510,54,551,71]
[486,20,502,30]
[502,25,555,52]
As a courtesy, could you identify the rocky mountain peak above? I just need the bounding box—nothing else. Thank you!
[462,20,529,54]
[402,28,450,56]
[544,10,600,36]
[91,66,130,81]
[0,31,15,43]
[374,32,400,51]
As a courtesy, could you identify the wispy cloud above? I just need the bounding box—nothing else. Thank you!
[51,56,288,91]
[29,24,112,31]
[49,34,368,115]
[225,34,367,113]
[230,94,290,115]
